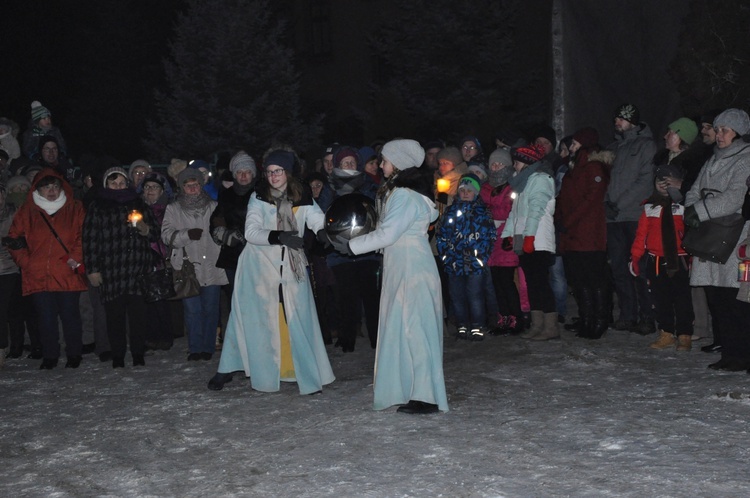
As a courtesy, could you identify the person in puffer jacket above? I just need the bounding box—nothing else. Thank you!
[437,173,495,341]
[631,165,693,352]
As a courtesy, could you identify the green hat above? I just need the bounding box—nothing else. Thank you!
[668,117,698,145]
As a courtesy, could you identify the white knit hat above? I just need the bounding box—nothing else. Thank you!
[380,139,425,170]
[229,150,257,177]
[714,108,750,136]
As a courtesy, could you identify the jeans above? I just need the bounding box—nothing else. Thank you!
[448,273,485,327]
[183,285,221,354]
[32,291,83,360]
[607,221,652,322]
[519,251,555,313]
[549,255,568,317]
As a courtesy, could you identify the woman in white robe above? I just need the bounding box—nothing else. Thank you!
[332,139,449,414]
[208,149,334,394]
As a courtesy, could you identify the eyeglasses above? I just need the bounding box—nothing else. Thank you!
[310,182,323,189]
[462,145,477,151]
[182,182,201,190]
[42,146,58,152]
[266,168,286,177]
[133,170,147,176]
[143,184,162,191]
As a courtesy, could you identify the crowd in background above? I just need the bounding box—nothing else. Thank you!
[2,99,750,398]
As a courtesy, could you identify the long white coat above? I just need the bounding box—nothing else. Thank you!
[349,187,449,411]
[217,192,334,394]
[686,141,750,288]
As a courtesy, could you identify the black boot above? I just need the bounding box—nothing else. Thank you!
[112,357,125,369]
[396,400,439,414]
[40,358,58,370]
[65,356,82,368]
[132,355,145,366]
[574,287,595,338]
[208,372,234,391]
[589,287,610,339]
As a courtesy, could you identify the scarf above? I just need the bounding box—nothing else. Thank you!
[488,167,513,188]
[657,196,679,277]
[232,182,253,196]
[272,189,307,282]
[177,190,212,217]
[32,190,67,215]
[100,187,139,204]
[330,168,365,197]
[508,162,541,194]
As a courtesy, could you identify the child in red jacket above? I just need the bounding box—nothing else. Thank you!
[630,165,694,351]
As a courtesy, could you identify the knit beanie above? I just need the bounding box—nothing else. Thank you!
[381,139,425,170]
[177,167,205,187]
[458,173,481,194]
[102,166,128,188]
[467,163,487,181]
[334,146,358,168]
[713,108,750,136]
[614,103,640,125]
[263,150,296,174]
[39,135,59,150]
[229,150,257,176]
[436,147,463,168]
[572,127,600,149]
[31,101,51,122]
[668,117,698,145]
[129,159,152,174]
[532,126,557,148]
[7,175,31,192]
[357,146,378,169]
[511,144,546,165]
[168,158,187,180]
[460,135,483,154]
[488,148,512,168]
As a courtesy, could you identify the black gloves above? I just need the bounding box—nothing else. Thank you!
[316,229,331,247]
[330,234,353,256]
[268,230,304,249]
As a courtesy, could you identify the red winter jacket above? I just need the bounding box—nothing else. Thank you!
[631,201,687,260]
[8,168,87,295]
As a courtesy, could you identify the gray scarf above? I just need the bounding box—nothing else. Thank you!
[272,190,308,282]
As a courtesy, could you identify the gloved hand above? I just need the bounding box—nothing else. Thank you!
[684,205,701,229]
[605,201,619,221]
[330,234,353,256]
[501,236,514,251]
[87,272,103,287]
[316,229,331,247]
[211,226,227,245]
[135,220,150,236]
[278,231,304,249]
[187,228,203,240]
[629,257,640,277]
[522,235,535,254]
[436,193,449,205]
[225,229,246,247]
[2,236,27,250]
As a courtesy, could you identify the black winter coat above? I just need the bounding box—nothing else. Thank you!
[210,185,253,270]
[82,189,156,303]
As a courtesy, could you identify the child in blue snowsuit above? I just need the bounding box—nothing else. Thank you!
[436,174,496,340]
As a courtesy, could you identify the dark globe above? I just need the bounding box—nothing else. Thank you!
[324,193,378,242]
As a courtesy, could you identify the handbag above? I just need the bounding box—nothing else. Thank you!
[168,246,200,301]
[137,265,176,302]
[682,189,746,264]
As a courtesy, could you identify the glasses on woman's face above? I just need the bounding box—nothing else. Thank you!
[143,184,162,191]
[182,182,201,191]
[310,182,323,190]
[462,145,477,151]
[266,168,286,177]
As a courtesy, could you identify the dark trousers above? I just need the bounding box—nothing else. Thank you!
[490,266,522,319]
[562,251,608,289]
[448,273,485,328]
[519,251,556,313]
[104,294,148,359]
[331,260,380,350]
[645,255,693,335]
[704,286,750,362]
[86,283,110,354]
[32,291,83,360]
[145,299,174,346]
[0,273,19,349]
[607,221,652,322]
[8,281,41,354]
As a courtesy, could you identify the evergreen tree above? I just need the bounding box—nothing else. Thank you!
[370,0,545,142]
[670,0,750,115]
[146,0,321,160]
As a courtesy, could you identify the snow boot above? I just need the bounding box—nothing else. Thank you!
[530,312,560,341]
[456,326,468,340]
[676,334,692,352]
[469,328,485,341]
[589,287,610,339]
[649,330,676,349]
[520,311,544,339]
[208,372,234,391]
[488,315,507,336]
[574,287,595,338]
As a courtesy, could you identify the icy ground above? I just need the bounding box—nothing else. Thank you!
[2,320,750,497]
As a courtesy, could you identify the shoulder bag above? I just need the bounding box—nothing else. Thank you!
[682,189,746,264]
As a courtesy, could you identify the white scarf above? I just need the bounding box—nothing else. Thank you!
[33,190,67,215]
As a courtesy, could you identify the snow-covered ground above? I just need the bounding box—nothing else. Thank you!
[2,319,750,497]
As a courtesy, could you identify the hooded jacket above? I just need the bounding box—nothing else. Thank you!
[8,168,87,295]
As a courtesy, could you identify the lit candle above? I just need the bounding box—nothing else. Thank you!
[128,210,143,227]
[436,178,450,193]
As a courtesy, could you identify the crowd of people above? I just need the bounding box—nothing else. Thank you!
[2,99,750,415]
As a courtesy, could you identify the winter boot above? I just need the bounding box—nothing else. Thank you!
[649,330,676,349]
[676,334,692,352]
[489,315,507,336]
[469,327,485,341]
[531,312,561,341]
[520,311,544,339]
[575,287,595,338]
[208,372,234,391]
[590,287,610,339]
[456,326,468,340]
